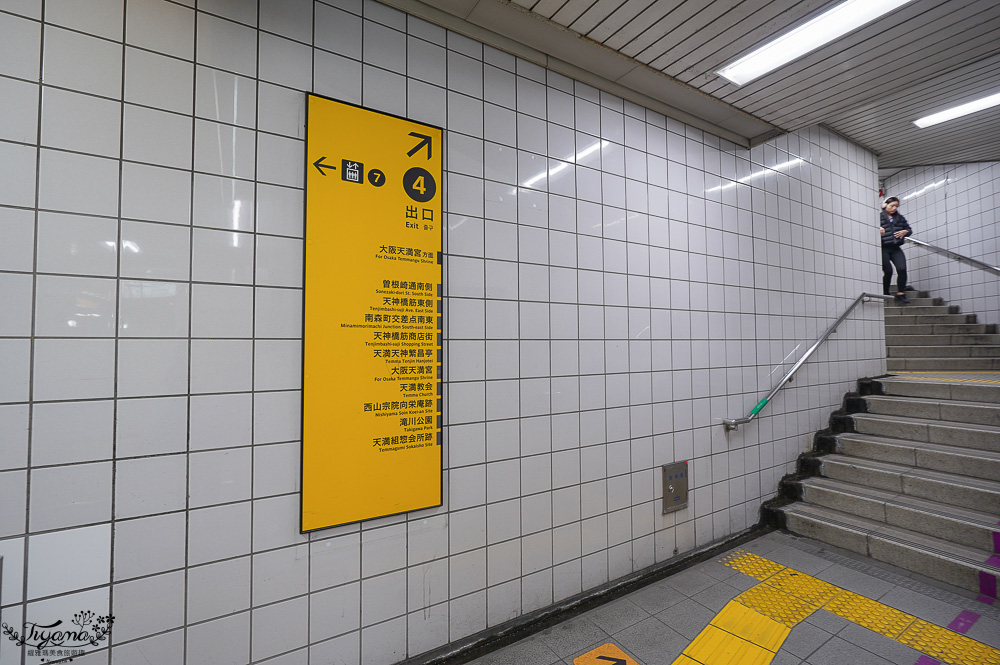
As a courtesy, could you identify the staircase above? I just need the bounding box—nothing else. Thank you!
[769,289,1000,597]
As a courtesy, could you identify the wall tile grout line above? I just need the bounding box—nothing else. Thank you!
[16,0,46,661]
[248,0,261,660]
[103,0,128,659]
[180,3,200,664]
[306,7,317,664]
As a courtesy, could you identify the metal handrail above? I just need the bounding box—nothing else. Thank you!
[906,237,1000,277]
[723,292,894,431]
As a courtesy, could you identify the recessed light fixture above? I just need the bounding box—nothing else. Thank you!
[716,0,917,86]
[913,92,1000,128]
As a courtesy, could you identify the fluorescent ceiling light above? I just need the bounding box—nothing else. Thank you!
[913,92,1000,128]
[716,0,916,86]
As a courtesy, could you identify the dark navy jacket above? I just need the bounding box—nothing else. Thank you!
[880,210,911,247]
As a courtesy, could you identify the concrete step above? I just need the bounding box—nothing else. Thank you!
[819,454,1000,513]
[834,432,1000,480]
[887,288,930,299]
[886,323,997,335]
[885,305,961,316]
[778,289,1000,598]
[793,476,1000,552]
[863,395,1000,427]
[887,345,1000,358]
[886,333,1000,346]
[885,313,980,326]
[887,357,1000,370]
[779,502,1000,596]
[885,297,943,307]
[847,413,1000,453]
[877,378,1000,404]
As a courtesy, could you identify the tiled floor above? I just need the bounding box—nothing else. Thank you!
[465,531,1000,665]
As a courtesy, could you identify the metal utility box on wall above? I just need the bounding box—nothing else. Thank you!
[662,461,689,514]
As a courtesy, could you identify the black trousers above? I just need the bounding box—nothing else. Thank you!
[882,244,907,294]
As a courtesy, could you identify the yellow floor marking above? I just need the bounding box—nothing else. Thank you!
[763,568,842,607]
[670,656,701,665]
[682,624,776,665]
[670,599,793,663]
[717,550,785,581]
[898,620,1000,665]
[735,583,818,627]
[714,550,1000,665]
[709,601,790,651]
[825,590,917,638]
[572,642,640,665]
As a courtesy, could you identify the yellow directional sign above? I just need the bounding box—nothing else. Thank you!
[573,643,640,665]
[301,94,443,531]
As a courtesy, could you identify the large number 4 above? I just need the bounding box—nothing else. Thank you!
[403,167,435,203]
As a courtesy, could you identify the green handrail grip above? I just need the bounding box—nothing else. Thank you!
[749,398,768,416]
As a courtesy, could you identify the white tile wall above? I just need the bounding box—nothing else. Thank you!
[883,162,1000,326]
[0,0,883,663]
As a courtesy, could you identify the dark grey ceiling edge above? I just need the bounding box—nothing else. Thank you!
[878,169,907,182]
[749,129,788,148]
[378,0,780,148]
[879,157,1000,172]
[553,60,768,148]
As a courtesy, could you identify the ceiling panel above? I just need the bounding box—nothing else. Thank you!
[521,0,567,17]
[559,0,1000,169]
[840,59,1000,136]
[655,0,836,81]
[550,0,602,27]
[391,0,1000,170]
[626,0,723,65]
[831,52,1000,168]
[719,0,996,108]
[624,0,758,64]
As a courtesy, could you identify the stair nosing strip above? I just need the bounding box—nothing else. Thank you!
[821,454,1000,491]
[835,433,1000,460]
[801,477,1000,528]
[789,505,1000,570]
[851,412,1000,433]
[872,528,1000,571]
[864,395,1000,408]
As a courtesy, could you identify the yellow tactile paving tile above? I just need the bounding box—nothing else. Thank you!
[710,601,790,651]
[717,550,786,581]
[683,625,776,665]
[734,583,818,627]
[669,655,701,665]
[898,620,1000,665]
[824,590,917,639]
[763,568,843,607]
[716,550,1000,665]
